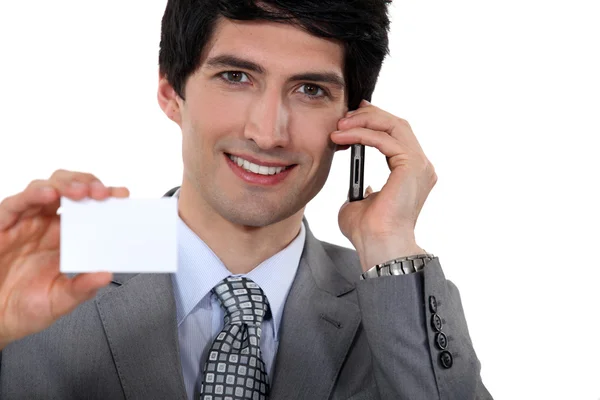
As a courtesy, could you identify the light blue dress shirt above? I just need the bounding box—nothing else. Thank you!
[170,189,306,400]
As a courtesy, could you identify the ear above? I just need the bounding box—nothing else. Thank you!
[157,72,183,126]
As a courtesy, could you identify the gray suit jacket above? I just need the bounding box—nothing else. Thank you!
[0,188,492,400]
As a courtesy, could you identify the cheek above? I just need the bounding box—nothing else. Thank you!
[286,110,338,183]
[318,146,336,174]
[302,134,336,183]
[181,96,241,146]
[306,145,336,198]
[189,83,254,130]
[291,113,337,158]
[290,104,338,136]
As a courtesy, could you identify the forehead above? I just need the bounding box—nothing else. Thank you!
[200,17,345,75]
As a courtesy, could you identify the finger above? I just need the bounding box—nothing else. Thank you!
[331,128,406,159]
[364,185,374,198]
[50,272,113,316]
[0,171,129,231]
[68,272,113,294]
[49,171,129,201]
[49,169,107,200]
[109,186,130,198]
[0,182,58,231]
[0,172,94,231]
[49,169,101,183]
[338,109,412,142]
[19,186,128,228]
[345,99,372,117]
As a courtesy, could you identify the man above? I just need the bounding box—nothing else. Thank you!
[0,0,492,399]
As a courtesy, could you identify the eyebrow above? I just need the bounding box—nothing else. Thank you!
[204,54,345,90]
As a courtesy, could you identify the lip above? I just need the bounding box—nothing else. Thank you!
[226,152,293,168]
[225,154,296,186]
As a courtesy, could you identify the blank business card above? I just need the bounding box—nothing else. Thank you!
[59,196,178,273]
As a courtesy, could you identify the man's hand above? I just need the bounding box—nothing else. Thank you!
[331,100,437,272]
[0,170,129,350]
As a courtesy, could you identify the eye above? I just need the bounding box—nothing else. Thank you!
[220,71,250,84]
[297,83,327,99]
[219,72,328,100]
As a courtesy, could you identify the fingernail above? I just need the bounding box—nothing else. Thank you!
[71,181,85,189]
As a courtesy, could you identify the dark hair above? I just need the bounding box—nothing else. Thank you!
[159,0,391,110]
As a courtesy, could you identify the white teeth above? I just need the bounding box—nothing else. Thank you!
[248,163,260,174]
[229,155,287,175]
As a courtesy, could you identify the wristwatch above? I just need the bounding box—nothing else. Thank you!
[360,253,435,280]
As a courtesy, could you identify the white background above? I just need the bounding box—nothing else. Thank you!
[1,1,599,399]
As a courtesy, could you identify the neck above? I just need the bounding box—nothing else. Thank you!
[177,182,304,275]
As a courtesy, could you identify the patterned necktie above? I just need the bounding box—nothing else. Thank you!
[199,276,270,400]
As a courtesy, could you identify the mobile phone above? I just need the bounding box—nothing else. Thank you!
[349,144,365,202]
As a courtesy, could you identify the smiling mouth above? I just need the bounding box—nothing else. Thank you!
[226,154,295,176]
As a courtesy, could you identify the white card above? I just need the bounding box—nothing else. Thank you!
[59,196,178,273]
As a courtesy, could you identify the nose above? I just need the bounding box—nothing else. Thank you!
[243,91,290,149]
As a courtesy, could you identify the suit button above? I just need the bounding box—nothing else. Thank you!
[435,332,448,350]
[429,296,438,313]
[440,351,453,369]
[431,313,443,332]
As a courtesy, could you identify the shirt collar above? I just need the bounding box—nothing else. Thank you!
[170,187,305,340]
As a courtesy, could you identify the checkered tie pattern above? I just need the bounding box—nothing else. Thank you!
[198,276,270,400]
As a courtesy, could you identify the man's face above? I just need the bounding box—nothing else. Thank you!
[173,18,347,227]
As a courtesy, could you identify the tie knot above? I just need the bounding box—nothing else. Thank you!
[212,276,269,326]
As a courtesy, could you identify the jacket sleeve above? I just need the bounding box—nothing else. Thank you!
[355,257,493,400]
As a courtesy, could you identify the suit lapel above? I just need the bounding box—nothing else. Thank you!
[270,222,361,400]
[91,194,361,400]
[96,273,188,400]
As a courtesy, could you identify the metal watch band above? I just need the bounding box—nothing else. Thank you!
[360,253,435,280]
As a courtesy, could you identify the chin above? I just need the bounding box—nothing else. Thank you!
[217,198,302,228]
